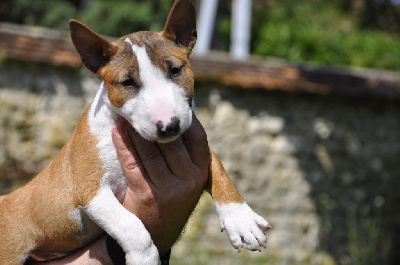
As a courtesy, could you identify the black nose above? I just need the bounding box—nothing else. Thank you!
[157,116,180,137]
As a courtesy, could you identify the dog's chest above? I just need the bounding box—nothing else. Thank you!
[88,85,127,201]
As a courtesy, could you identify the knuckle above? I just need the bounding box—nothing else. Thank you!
[123,158,142,171]
[159,183,177,205]
[143,147,161,163]
[141,188,157,206]
[184,170,208,193]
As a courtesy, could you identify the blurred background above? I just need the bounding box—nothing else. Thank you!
[1,0,400,264]
[1,0,400,68]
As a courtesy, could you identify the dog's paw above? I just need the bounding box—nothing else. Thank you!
[215,202,272,252]
[122,226,160,265]
[125,246,160,265]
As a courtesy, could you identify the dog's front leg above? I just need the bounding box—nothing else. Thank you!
[82,188,160,265]
[208,149,272,252]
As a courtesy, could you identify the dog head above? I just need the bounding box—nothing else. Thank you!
[69,0,197,143]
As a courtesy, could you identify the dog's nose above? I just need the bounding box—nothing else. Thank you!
[156,116,180,137]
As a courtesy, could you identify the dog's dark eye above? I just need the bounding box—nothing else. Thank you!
[169,65,183,77]
[170,67,181,76]
[121,78,137,88]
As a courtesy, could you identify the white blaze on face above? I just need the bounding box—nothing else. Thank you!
[121,38,192,142]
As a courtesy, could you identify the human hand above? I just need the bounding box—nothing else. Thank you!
[32,113,209,264]
[115,112,210,256]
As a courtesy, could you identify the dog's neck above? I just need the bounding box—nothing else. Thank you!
[89,82,118,131]
[88,82,126,201]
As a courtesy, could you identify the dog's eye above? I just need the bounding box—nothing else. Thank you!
[169,65,183,77]
[121,78,137,88]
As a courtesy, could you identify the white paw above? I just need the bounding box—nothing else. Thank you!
[125,245,160,265]
[215,202,272,252]
[118,219,161,265]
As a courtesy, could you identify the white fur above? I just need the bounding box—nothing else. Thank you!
[20,254,29,265]
[72,83,159,264]
[121,38,192,143]
[67,83,126,225]
[83,188,160,265]
[88,83,127,198]
[215,202,270,251]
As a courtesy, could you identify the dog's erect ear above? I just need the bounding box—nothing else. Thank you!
[69,19,116,74]
[163,0,197,51]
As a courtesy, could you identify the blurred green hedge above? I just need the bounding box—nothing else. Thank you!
[2,0,400,71]
[250,0,400,71]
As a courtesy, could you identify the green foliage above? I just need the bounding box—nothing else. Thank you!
[5,0,78,31]
[81,0,173,36]
[2,0,173,36]
[347,208,391,265]
[251,0,400,71]
[2,0,400,71]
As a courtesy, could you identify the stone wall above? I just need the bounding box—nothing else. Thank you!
[0,61,97,193]
[181,85,400,265]
[1,59,400,265]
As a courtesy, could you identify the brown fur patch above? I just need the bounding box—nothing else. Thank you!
[99,39,141,108]
[0,108,104,262]
[70,108,105,206]
[207,150,244,205]
[163,0,197,50]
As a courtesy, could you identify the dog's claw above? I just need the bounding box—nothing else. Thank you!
[262,243,267,249]
[237,247,242,253]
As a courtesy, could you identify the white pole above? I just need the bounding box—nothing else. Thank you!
[193,0,219,55]
[231,0,252,60]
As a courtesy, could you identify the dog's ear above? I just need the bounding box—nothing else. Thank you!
[69,19,116,74]
[163,0,197,51]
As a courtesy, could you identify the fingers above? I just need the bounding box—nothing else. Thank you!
[119,114,210,187]
[123,120,172,188]
[111,121,150,193]
[157,137,194,180]
[182,112,210,170]
[158,112,210,179]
